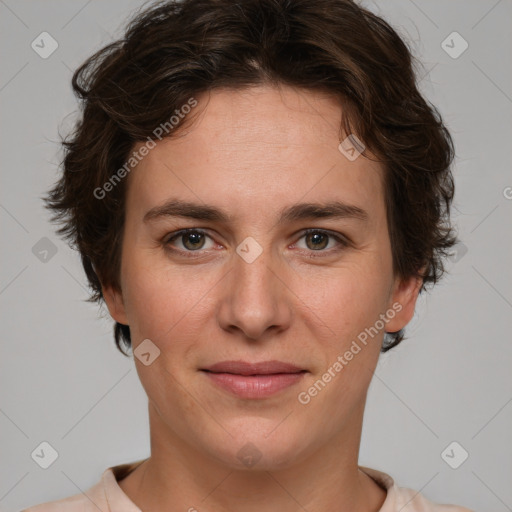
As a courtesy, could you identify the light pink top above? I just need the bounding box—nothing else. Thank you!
[22,459,474,512]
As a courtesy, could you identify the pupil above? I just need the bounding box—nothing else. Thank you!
[308,232,327,250]
[184,232,204,250]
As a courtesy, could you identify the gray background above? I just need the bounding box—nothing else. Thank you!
[1,1,511,511]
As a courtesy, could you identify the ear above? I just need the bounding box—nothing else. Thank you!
[102,284,129,325]
[385,274,423,333]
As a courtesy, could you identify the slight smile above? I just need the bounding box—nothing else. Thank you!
[200,360,308,399]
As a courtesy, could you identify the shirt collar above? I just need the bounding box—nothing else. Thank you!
[102,460,396,512]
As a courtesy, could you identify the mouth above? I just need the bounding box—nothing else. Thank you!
[200,360,307,399]
[202,360,305,375]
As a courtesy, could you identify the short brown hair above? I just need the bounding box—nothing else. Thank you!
[45,0,456,356]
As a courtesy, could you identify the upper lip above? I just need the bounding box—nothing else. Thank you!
[202,360,305,375]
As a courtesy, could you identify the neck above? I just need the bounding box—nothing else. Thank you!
[118,402,386,512]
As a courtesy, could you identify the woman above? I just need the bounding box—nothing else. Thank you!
[24,0,473,510]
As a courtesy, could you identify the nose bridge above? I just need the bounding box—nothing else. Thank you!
[235,239,277,295]
[217,237,291,339]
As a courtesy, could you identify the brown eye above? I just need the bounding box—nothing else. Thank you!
[295,229,349,255]
[305,232,329,250]
[165,229,214,253]
[181,231,206,250]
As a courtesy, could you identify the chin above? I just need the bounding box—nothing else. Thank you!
[202,420,312,471]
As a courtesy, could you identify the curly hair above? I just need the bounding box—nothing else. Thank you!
[44,0,456,356]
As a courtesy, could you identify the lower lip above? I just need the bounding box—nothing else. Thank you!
[202,371,306,399]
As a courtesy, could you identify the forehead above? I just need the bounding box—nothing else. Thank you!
[125,85,384,224]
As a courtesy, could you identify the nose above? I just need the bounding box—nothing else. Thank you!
[216,241,293,341]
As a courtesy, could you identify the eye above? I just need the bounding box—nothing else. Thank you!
[294,229,349,253]
[164,229,215,252]
[163,227,349,259]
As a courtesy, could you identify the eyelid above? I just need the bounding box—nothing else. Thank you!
[164,227,210,242]
[299,228,351,247]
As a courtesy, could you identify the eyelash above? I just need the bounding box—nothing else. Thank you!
[163,228,350,259]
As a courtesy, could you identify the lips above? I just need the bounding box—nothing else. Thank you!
[201,360,307,399]
[202,360,304,375]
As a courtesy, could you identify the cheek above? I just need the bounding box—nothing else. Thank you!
[120,252,219,347]
[294,269,387,422]
[295,262,390,340]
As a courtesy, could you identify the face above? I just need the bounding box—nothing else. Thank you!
[104,85,421,471]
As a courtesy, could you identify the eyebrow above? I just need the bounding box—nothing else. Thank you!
[143,199,368,224]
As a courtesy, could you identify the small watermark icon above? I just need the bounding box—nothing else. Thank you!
[338,134,365,161]
[237,442,263,468]
[503,186,512,200]
[31,441,59,469]
[441,31,468,59]
[32,237,58,263]
[448,241,468,264]
[134,339,161,366]
[236,237,263,263]
[31,32,59,59]
[441,441,469,469]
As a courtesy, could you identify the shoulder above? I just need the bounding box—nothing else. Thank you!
[21,460,145,512]
[359,466,475,512]
[20,472,108,512]
[393,485,474,512]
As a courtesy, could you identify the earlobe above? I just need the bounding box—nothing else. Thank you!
[385,274,423,333]
[102,284,129,325]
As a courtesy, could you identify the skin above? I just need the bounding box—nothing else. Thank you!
[103,84,422,512]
